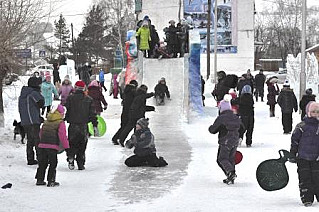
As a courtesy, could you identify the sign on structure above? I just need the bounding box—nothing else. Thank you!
[135,0,142,13]
[15,49,31,58]
[39,50,46,57]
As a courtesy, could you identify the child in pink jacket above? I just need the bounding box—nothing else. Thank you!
[36,104,69,187]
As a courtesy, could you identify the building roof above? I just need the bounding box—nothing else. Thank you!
[306,44,319,52]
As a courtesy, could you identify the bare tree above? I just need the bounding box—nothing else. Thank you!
[99,0,135,57]
[0,0,52,125]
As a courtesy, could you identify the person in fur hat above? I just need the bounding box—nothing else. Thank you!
[299,88,316,120]
[277,80,298,134]
[124,118,168,167]
[266,76,280,117]
[290,102,319,207]
[58,75,73,106]
[209,100,244,184]
[36,104,69,187]
[64,80,97,170]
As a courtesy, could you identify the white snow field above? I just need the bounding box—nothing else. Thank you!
[0,57,318,212]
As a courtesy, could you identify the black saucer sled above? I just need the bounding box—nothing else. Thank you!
[256,149,293,191]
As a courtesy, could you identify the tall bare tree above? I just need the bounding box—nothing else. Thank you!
[99,0,135,57]
[0,0,52,125]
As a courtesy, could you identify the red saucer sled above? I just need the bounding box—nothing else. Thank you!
[235,150,243,165]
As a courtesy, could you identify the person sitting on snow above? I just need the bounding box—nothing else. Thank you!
[124,118,168,167]
[154,77,170,105]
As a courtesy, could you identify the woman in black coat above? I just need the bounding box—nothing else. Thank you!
[118,85,154,146]
[299,88,316,120]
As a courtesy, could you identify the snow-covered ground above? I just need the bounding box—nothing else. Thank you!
[1,64,319,211]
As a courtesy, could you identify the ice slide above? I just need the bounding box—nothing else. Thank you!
[108,58,192,203]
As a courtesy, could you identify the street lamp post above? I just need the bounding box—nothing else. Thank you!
[300,0,306,101]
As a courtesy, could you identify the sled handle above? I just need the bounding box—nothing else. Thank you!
[278,149,291,162]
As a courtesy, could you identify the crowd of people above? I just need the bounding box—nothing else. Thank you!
[18,61,170,187]
[211,69,318,206]
[136,15,189,59]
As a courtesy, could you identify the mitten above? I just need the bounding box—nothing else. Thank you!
[288,151,297,163]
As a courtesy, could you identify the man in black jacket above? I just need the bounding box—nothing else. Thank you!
[65,80,97,170]
[254,69,266,102]
[118,84,154,146]
[277,80,298,134]
[112,80,138,145]
[19,77,45,165]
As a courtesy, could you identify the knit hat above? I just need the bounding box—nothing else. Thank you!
[89,80,99,87]
[169,20,176,25]
[307,102,319,117]
[223,94,232,102]
[51,104,65,115]
[139,84,148,93]
[283,80,290,87]
[241,85,252,95]
[136,118,149,128]
[45,75,51,81]
[64,75,70,81]
[129,80,138,87]
[219,100,232,113]
[28,77,42,88]
[305,88,313,95]
[74,80,86,90]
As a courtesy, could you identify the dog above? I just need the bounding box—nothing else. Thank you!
[13,120,25,144]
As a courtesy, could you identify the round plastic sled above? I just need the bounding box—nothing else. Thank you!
[88,115,107,137]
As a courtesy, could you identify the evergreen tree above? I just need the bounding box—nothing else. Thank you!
[74,4,115,65]
[54,14,70,56]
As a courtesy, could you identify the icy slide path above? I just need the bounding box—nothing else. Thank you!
[108,58,192,203]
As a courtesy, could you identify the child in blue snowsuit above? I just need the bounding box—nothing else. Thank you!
[209,100,244,184]
[290,101,319,207]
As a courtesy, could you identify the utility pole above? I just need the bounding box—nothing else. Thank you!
[213,0,218,83]
[300,0,306,101]
[207,0,211,80]
[71,23,76,66]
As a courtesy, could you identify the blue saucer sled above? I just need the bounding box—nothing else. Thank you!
[88,115,107,137]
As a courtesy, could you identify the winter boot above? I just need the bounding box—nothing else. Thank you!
[300,188,314,206]
[223,171,237,185]
[27,160,38,165]
[68,158,75,170]
[36,180,46,186]
[261,97,264,102]
[78,163,85,170]
[47,181,60,187]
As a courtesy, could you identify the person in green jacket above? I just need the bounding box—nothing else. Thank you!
[136,20,151,57]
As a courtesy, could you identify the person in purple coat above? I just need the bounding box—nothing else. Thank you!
[290,102,319,207]
[58,75,73,106]
[87,80,108,115]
